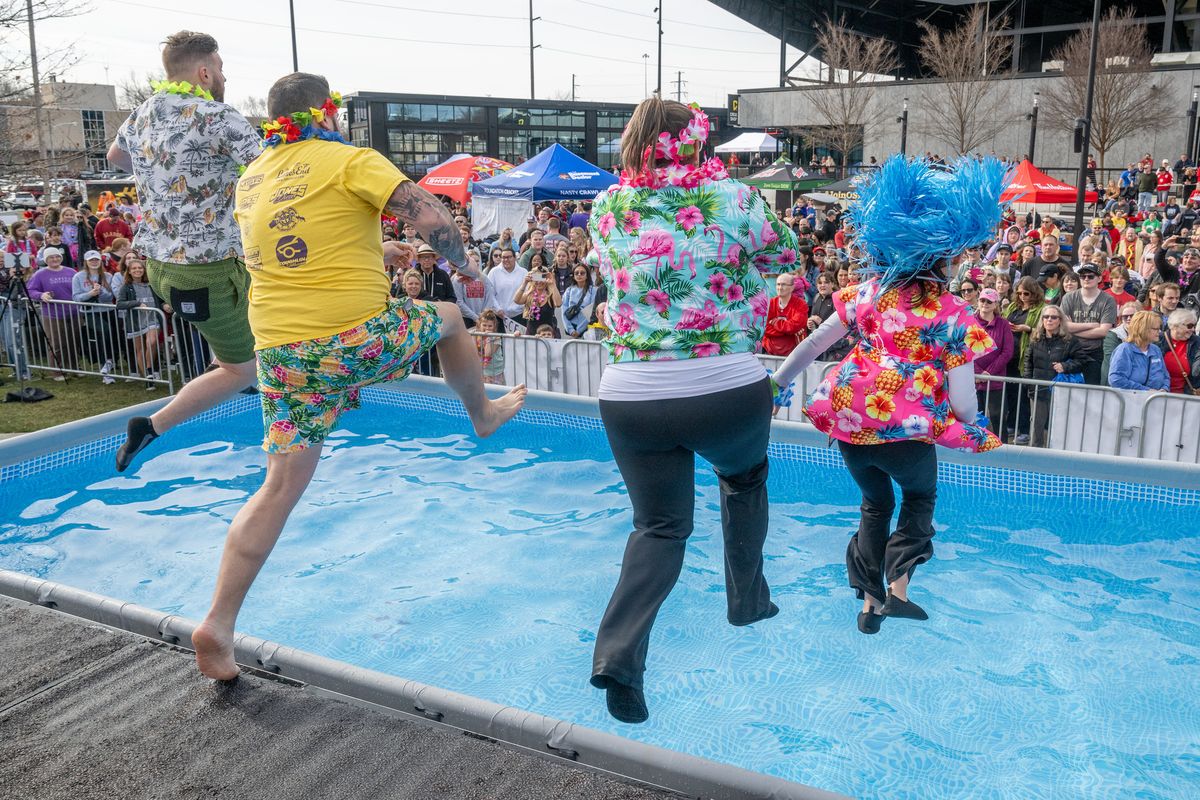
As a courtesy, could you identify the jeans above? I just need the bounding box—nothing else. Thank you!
[592,379,773,689]
[1137,192,1155,213]
[837,440,938,604]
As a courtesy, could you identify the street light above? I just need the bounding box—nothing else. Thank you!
[1188,86,1199,163]
[896,97,908,156]
[1026,91,1039,164]
[642,53,650,98]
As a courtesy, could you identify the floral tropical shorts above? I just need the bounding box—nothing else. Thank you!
[257,298,443,454]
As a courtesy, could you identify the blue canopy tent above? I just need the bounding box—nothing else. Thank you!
[470,144,617,237]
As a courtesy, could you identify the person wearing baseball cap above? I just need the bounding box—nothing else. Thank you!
[84,249,102,262]
[972,287,1013,432]
[1038,263,1063,304]
[1058,261,1117,384]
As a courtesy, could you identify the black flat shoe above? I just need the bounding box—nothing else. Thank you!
[593,676,649,724]
[880,594,929,620]
[730,601,780,627]
[857,610,884,634]
[115,416,158,473]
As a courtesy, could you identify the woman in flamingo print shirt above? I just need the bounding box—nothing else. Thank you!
[586,97,798,726]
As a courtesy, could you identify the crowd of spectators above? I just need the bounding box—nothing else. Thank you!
[2,193,205,389]
[4,151,1199,445]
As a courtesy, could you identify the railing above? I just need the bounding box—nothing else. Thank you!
[1,296,174,392]
[6,298,1199,464]
[1138,392,1200,462]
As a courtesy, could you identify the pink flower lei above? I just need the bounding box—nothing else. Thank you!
[619,102,730,190]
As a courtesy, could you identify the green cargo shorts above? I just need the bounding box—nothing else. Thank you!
[147,257,255,365]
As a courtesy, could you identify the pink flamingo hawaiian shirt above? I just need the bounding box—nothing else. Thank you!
[588,180,800,362]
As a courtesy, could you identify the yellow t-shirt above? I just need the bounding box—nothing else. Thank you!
[235,139,407,349]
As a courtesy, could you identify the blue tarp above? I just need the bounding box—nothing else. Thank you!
[471,144,617,201]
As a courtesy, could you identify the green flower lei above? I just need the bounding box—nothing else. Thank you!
[150,79,214,102]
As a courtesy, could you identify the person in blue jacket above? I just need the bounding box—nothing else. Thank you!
[1108,310,1170,391]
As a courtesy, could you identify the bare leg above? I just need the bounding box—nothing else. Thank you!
[889,572,911,603]
[133,336,147,377]
[431,302,526,438]
[149,358,256,435]
[192,444,323,679]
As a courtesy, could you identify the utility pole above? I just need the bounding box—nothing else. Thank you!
[898,98,909,157]
[655,3,663,96]
[26,0,49,197]
[672,71,686,102]
[529,0,541,99]
[288,0,299,71]
[1072,0,1101,250]
[571,73,579,102]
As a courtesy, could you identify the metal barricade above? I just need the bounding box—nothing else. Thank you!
[5,297,174,392]
[560,339,606,397]
[1138,392,1200,463]
[975,374,1128,455]
[169,312,215,385]
[469,331,554,392]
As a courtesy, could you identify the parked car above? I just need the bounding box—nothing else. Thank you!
[4,192,38,209]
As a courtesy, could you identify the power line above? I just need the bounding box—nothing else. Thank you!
[563,0,773,35]
[337,0,525,21]
[107,0,527,49]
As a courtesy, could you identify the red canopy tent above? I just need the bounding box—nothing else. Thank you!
[1000,159,1097,204]
[417,155,514,205]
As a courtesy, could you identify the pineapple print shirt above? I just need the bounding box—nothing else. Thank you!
[804,280,1002,453]
[116,92,261,264]
[587,179,799,363]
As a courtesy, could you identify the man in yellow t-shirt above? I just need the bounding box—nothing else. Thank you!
[190,72,527,681]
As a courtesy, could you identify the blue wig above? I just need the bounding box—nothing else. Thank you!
[847,156,1012,291]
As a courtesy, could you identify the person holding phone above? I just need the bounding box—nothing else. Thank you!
[513,253,561,336]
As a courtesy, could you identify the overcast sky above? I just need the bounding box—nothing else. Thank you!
[27,0,810,111]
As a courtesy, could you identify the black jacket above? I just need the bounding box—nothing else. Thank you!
[1022,334,1091,381]
[419,267,456,303]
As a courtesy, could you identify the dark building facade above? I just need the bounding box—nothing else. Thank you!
[344,92,732,179]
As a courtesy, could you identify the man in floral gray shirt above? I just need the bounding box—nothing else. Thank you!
[107,31,261,472]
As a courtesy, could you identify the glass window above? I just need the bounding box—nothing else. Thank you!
[81,109,106,153]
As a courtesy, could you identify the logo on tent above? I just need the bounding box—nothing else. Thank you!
[425,177,464,186]
[508,170,535,178]
[559,171,599,180]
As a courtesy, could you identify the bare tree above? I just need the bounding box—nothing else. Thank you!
[0,1,90,175]
[117,70,164,109]
[917,5,1014,156]
[806,18,898,172]
[238,95,267,117]
[1040,7,1175,170]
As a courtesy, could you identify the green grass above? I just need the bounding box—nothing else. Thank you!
[0,371,168,434]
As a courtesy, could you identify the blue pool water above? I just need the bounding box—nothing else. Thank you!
[2,393,1198,799]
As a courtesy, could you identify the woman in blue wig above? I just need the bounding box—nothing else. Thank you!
[772,156,1005,634]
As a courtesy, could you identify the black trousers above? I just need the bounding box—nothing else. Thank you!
[837,440,938,605]
[592,379,774,690]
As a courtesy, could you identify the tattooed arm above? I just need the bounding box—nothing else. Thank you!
[385,181,477,278]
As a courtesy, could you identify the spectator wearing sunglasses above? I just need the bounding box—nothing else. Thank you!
[1108,311,1170,391]
[972,288,1013,433]
[1101,301,1145,385]
[958,277,980,308]
[1059,263,1117,385]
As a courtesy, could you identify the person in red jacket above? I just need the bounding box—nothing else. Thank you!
[762,272,808,356]
[93,203,134,251]
[1156,166,1173,206]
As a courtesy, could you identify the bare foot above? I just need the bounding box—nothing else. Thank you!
[472,384,527,438]
[192,621,239,680]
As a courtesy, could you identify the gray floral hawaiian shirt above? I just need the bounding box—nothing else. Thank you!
[116,92,261,264]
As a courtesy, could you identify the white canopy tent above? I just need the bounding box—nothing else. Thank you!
[714,132,782,153]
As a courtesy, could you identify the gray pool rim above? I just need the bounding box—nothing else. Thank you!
[0,569,846,800]
[0,376,1194,800]
[1,375,1197,490]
